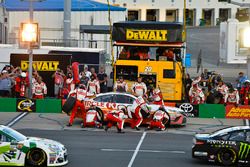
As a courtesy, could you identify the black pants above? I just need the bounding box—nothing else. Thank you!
[0,90,10,97]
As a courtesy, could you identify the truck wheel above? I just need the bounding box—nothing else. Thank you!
[217,148,237,166]
[26,148,47,167]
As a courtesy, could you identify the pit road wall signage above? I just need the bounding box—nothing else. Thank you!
[16,99,36,112]
[225,105,250,119]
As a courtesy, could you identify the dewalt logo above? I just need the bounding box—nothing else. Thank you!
[239,142,250,159]
[126,29,167,41]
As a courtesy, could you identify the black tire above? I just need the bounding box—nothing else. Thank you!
[62,96,76,115]
[163,111,171,128]
[217,148,237,166]
[95,107,104,122]
[26,148,47,167]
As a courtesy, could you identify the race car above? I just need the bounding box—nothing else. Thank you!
[192,126,250,166]
[80,92,186,126]
[0,125,68,166]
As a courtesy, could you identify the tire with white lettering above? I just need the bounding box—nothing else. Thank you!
[25,148,47,167]
[217,148,237,166]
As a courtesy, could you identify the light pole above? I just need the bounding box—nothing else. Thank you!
[20,0,44,98]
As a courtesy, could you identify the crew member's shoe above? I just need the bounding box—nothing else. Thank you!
[104,126,109,132]
[66,123,72,127]
[135,127,140,131]
[117,129,125,133]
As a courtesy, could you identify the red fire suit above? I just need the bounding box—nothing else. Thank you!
[131,96,150,128]
[225,89,240,105]
[131,82,147,97]
[15,77,29,97]
[149,110,169,131]
[87,79,100,95]
[188,86,205,105]
[240,85,250,105]
[84,109,102,127]
[106,109,127,130]
[69,88,87,125]
[32,82,47,99]
[152,88,164,105]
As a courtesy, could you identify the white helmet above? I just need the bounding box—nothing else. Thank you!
[21,72,26,78]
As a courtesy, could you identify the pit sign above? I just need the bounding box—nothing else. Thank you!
[225,105,250,119]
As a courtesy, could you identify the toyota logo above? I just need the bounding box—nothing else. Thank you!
[179,103,193,113]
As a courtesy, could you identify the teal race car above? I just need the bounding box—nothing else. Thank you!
[192,126,250,166]
[0,125,68,166]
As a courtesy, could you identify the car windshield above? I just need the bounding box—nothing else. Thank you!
[2,127,27,142]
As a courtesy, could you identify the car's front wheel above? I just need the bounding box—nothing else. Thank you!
[217,148,237,166]
[26,148,47,167]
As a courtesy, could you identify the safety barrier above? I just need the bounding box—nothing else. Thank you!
[0,98,62,113]
[199,104,225,118]
[0,98,17,112]
[0,98,249,119]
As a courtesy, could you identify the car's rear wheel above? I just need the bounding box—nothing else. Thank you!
[26,148,47,167]
[217,148,237,166]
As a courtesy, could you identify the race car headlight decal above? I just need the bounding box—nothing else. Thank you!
[48,144,61,152]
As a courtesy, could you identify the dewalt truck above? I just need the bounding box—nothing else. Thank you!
[112,21,186,101]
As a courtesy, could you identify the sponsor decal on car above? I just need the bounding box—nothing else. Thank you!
[239,142,250,160]
[207,140,237,146]
[225,105,250,119]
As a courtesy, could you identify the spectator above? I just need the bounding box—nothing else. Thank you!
[15,72,29,98]
[83,65,92,79]
[113,76,128,92]
[90,67,97,78]
[184,73,193,102]
[67,65,72,75]
[97,66,108,93]
[0,70,13,97]
[52,69,65,98]
[119,46,130,59]
[79,71,89,87]
[32,76,47,99]
[240,80,250,105]
[236,72,248,91]
[201,69,209,87]
[87,75,100,95]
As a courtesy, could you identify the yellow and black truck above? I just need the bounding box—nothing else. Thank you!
[112,21,186,101]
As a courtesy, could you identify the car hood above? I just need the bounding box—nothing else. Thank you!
[27,137,64,148]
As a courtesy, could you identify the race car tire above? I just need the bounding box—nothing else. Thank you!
[217,148,237,166]
[62,96,76,115]
[95,107,104,122]
[163,111,171,128]
[26,148,47,167]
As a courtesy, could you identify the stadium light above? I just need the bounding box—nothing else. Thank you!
[20,23,39,43]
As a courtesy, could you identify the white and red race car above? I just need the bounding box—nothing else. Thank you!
[75,92,187,127]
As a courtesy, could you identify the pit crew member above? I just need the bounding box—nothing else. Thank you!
[105,106,128,133]
[131,96,150,130]
[148,106,169,131]
[225,84,240,106]
[131,76,147,97]
[113,76,128,93]
[67,84,87,126]
[189,77,205,105]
